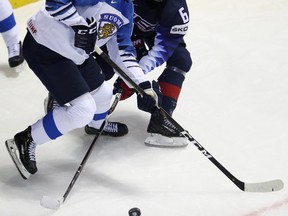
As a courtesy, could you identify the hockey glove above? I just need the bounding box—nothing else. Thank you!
[131,34,148,60]
[72,17,97,54]
[137,80,162,113]
[113,77,135,100]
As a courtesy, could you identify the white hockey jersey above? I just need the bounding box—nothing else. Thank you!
[27,0,145,85]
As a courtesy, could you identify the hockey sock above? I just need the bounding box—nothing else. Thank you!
[158,66,186,116]
[0,0,19,46]
[88,82,113,129]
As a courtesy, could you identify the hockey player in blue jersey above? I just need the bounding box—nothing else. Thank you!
[0,0,25,72]
[5,0,162,180]
[112,0,192,147]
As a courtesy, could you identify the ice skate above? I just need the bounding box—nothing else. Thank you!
[5,126,37,179]
[8,41,25,73]
[44,93,59,113]
[85,122,128,137]
[144,109,189,148]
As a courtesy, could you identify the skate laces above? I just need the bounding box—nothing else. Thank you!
[27,141,37,161]
[104,122,118,133]
[45,95,60,113]
[50,98,59,110]
[163,117,178,133]
[8,42,21,58]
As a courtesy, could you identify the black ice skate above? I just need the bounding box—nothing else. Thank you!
[5,126,38,180]
[8,41,25,73]
[145,109,189,148]
[43,93,59,113]
[85,122,128,137]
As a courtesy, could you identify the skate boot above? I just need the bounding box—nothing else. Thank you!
[145,109,189,148]
[85,122,128,137]
[5,126,37,179]
[44,93,59,113]
[8,41,25,73]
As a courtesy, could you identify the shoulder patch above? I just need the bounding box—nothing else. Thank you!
[98,13,124,39]
[170,23,189,35]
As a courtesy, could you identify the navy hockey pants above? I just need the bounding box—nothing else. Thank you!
[23,31,105,106]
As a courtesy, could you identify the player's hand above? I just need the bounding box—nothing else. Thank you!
[137,80,162,113]
[72,17,97,54]
[131,34,148,60]
[113,77,135,100]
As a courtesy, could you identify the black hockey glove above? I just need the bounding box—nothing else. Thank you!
[113,77,135,100]
[72,17,97,54]
[131,33,148,60]
[137,80,162,113]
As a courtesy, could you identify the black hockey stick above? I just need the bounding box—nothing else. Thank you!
[40,91,123,209]
[93,45,284,192]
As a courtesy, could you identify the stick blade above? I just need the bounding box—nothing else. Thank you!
[40,196,64,210]
[244,179,284,192]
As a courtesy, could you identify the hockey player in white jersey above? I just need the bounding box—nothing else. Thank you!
[0,0,25,72]
[5,0,162,180]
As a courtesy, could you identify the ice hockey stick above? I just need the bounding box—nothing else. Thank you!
[40,91,123,209]
[93,45,284,193]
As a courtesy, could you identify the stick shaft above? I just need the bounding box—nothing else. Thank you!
[94,46,283,192]
[62,92,122,202]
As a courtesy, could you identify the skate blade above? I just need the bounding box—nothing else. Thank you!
[11,61,26,73]
[144,133,189,148]
[5,139,31,180]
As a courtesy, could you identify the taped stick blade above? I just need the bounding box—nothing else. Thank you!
[244,179,284,192]
[40,196,64,210]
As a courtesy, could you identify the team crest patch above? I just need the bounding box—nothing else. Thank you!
[98,13,124,39]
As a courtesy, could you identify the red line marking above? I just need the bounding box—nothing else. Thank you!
[244,198,288,216]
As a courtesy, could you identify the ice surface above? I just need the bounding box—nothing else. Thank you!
[1,0,288,216]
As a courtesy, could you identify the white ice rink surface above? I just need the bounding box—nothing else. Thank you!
[1,0,288,215]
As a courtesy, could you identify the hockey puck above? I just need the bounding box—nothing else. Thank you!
[128,207,141,216]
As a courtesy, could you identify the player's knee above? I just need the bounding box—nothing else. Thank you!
[167,46,192,73]
[181,51,192,72]
[68,93,96,128]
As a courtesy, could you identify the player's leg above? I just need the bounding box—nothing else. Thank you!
[43,50,128,137]
[84,81,128,137]
[80,56,128,137]
[92,45,116,81]
[145,43,192,147]
[0,0,24,71]
[5,32,99,179]
[158,43,192,116]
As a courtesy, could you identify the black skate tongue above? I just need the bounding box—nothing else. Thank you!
[149,108,183,137]
[151,108,163,117]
